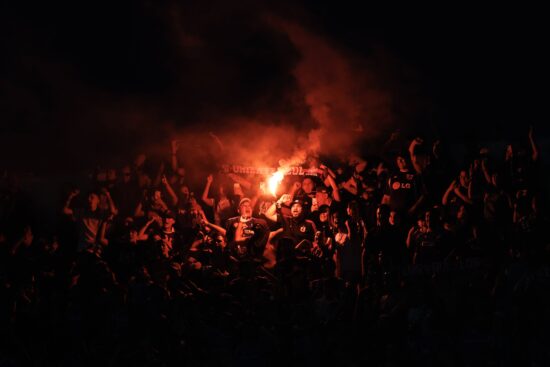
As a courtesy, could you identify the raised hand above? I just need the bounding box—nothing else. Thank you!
[278,194,292,206]
[171,140,179,154]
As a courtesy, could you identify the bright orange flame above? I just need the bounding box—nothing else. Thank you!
[268,171,285,197]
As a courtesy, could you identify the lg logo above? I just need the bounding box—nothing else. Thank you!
[392,181,411,190]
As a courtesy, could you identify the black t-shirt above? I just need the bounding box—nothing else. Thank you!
[225,217,269,259]
[73,208,108,250]
[385,170,418,212]
[277,213,316,245]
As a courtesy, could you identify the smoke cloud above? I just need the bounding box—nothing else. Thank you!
[0,1,423,174]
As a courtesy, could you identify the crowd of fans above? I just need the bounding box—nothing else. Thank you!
[1,128,549,366]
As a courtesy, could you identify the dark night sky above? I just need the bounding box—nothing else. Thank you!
[1,1,548,172]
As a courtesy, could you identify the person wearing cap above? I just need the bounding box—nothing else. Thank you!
[265,194,316,253]
[224,197,269,261]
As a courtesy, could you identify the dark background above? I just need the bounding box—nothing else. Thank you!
[1,1,548,172]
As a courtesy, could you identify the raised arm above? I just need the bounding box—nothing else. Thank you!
[340,176,358,196]
[138,217,156,241]
[201,174,215,207]
[268,227,283,242]
[320,163,337,180]
[406,226,416,249]
[63,189,80,217]
[345,220,352,239]
[200,212,226,236]
[528,125,538,161]
[455,183,473,205]
[381,178,391,205]
[408,194,425,216]
[134,191,146,217]
[480,159,492,185]
[265,194,291,222]
[442,180,456,206]
[98,217,112,247]
[162,174,179,206]
[101,188,118,217]
[322,167,341,202]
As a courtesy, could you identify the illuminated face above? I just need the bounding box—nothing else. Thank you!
[316,190,329,203]
[164,217,175,229]
[129,230,138,243]
[180,185,190,198]
[88,193,99,210]
[319,211,329,223]
[291,202,303,218]
[215,235,226,248]
[239,201,252,218]
[302,178,314,194]
[152,190,162,202]
[396,156,408,171]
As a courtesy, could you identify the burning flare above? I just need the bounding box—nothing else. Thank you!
[267,170,285,197]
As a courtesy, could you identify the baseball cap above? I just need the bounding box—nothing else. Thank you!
[239,197,252,207]
[291,199,303,207]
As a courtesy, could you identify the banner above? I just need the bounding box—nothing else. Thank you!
[220,164,319,176]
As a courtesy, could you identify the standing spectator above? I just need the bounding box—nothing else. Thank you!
[63,189,116,252]
[225,198,269,261]
[201,174,237,226]
[381,154,419,219]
